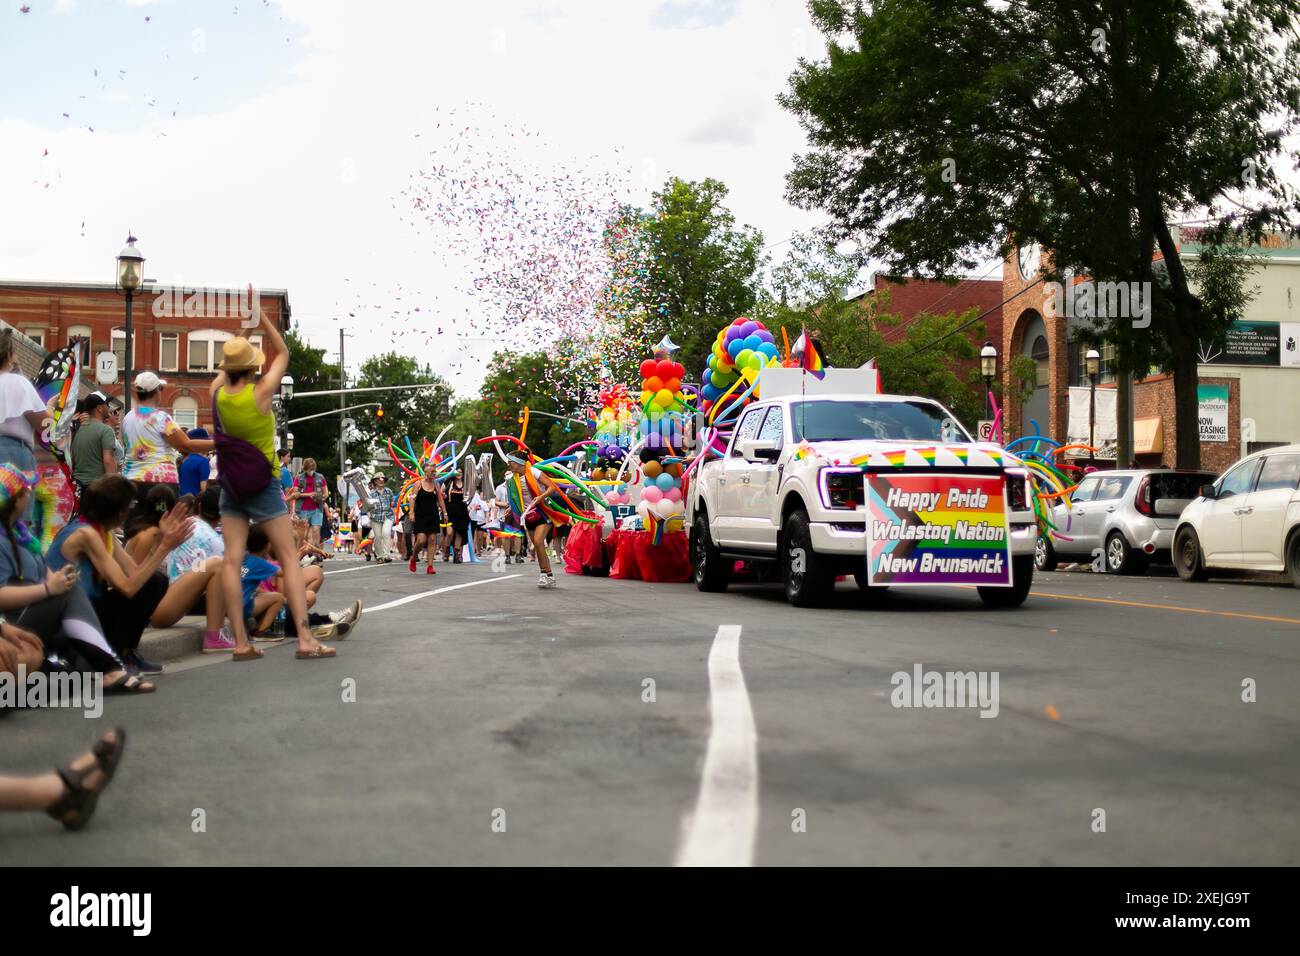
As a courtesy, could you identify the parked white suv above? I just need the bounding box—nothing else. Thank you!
[1172,444,1300,587]
[686,391,1039,607]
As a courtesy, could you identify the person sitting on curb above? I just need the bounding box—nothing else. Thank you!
[0,466,153,694]
[0,728,126,831]
[125,485,235,653]
[46,475,190,677]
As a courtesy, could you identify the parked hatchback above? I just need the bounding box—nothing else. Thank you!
[1036,469,1216,575]
[1173,445,1300,587]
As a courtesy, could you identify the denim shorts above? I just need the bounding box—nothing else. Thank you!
[301,508,323,528]
[220,479,289,523]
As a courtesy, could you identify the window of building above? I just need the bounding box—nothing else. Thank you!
[187,329,233,372]
[66,325,93,366]
[21,328,44,350]
[249,334,265,372]
[158,332,179,372]
[1068,339,1119,386]
[173,396,199,431]
[110,328,136,374]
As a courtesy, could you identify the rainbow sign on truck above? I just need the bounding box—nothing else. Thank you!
[865,473,1013,587]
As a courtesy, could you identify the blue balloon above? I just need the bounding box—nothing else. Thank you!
[702,383,722,401]
[702,368,712,385]
[742,334,762,352]
[726,338,745,359]
[656,473,675,491]
[758,342,779,359]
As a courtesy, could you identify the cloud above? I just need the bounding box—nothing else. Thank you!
[685,100,763,147]
[649,0,738,30]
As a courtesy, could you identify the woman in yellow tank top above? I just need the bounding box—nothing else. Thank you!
[209,294,335,662]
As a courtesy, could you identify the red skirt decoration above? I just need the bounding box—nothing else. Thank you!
[608,529,691,583]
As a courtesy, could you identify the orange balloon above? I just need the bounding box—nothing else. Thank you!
[664,377,681,392]
[642,460,663,478]
[644,376,663,392]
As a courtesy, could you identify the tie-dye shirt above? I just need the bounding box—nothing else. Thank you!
[121,406,180,483]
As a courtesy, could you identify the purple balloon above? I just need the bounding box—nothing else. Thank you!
[756,330,774,344]
[725,326,743,341]
[739,321,758,336]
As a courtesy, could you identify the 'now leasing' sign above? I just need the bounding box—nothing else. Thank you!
[865,473,1012,587]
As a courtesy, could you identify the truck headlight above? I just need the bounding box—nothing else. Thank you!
[819,468,863,510]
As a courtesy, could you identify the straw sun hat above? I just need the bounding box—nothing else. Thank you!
[217,337,266,371]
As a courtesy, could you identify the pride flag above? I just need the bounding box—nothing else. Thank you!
[794,328,825,380]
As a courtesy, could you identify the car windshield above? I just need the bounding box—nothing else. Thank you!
[789,400,968,443]
[1148,473,1214,501]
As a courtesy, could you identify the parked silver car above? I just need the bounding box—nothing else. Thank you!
[1035,469,1217,574]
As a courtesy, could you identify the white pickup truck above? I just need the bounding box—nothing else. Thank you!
[686,383,1038,608]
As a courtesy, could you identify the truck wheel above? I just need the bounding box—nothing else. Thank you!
[978,554,1033,608]
[692,513,730,593]
[1105,531,1148,576]
[1034,535,1058,572]
[852,571,889,606]
[1173,526,1207,582]
[1286,531,1300,589]
[783,509,833,607]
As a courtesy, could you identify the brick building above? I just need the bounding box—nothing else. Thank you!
[856,274,1003,348]
[999,231,1299,472]
[0,280,290,430]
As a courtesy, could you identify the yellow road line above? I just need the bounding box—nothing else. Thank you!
[1030,590,1300,627]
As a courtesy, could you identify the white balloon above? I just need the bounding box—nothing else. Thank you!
[655,498,675,518]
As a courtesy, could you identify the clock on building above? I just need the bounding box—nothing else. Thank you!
[1017,242,1041,280]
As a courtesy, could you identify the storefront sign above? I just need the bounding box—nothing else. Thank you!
[865,473,1012,587]
[1197,383,1230,443]
[1201,321,1300,367]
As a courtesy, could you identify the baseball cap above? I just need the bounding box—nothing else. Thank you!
[79,392,109,414]
[187,427,210,440]
[134,371,167,392]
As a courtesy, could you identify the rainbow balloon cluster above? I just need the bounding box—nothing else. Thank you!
[700,317,780,414]
[634,458,686,524]
[592,383,637,460]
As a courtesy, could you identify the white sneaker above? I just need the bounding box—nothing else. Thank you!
[537,572,557,589]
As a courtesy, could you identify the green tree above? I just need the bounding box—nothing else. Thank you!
[348,353,455,470]
[781,0,1299,467]
[282,328,342,474]
[448,350,580,463]
[634,177,766,376]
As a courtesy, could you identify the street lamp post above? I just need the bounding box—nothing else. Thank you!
[114,235,145,413]
[1086,348,1101,465]
[980,342,998,424]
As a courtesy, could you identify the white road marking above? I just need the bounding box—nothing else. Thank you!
[676,624,759,867]
[323,564,384,576]
[366,575,521,613]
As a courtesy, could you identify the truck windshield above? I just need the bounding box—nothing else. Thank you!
[789,400,968,443]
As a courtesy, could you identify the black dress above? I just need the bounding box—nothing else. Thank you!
[445,488,470,534]
[412,484,442,535]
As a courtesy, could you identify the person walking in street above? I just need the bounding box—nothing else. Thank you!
[278,448,295,512]
[209,297,335,662]
[369,473,396,563]
[69,392,119,496]
[443,474,470,563]
[291,458,329,549]
[120,371,213,515]
[506,455,563,588]
[409,462,443,574]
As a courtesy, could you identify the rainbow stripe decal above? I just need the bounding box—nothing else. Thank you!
[865,472,1012,586]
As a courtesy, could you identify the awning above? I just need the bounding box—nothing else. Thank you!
[1134,416,1163,454]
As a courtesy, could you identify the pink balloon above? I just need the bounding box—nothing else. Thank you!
[665,487,682,503]
[642,486,663,504]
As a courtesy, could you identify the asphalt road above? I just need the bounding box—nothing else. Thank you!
[3,554,1298,866]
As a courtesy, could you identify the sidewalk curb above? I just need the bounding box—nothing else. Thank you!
[139,619,205,662]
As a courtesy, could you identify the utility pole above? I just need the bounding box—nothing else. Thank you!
[338,328,346,473]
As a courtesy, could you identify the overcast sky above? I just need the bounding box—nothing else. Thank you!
[0,0,830,394]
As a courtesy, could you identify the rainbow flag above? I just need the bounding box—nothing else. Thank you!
[883,449,908,468]
[915,447,938,466]
[796,327,825,380]
[948,446,969,465]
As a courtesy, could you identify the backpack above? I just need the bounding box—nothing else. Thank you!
[211,398,274,501]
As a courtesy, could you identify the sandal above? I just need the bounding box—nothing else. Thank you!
[104,674,156,695]
[295,644,336,660]
[232,645,264,662]
[45,728,127,831]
